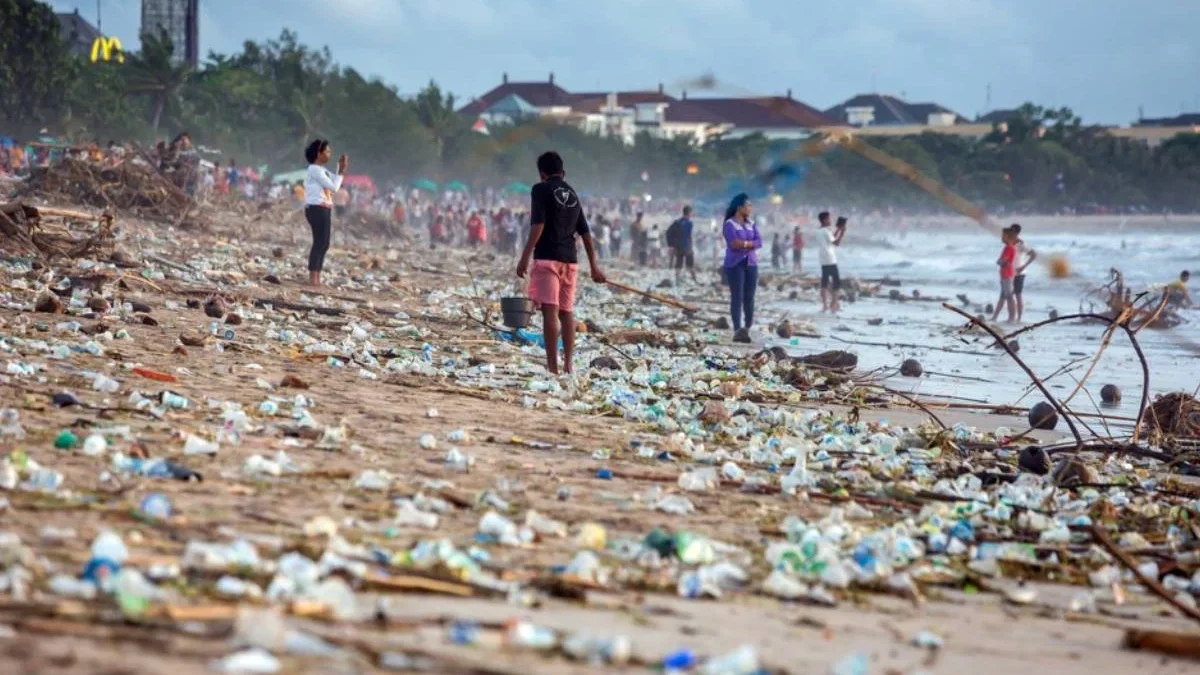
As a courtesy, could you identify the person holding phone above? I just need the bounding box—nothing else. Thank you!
[303,139,348,286]
[818,212,847,313]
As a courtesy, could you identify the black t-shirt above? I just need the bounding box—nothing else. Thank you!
[530,176,589,263]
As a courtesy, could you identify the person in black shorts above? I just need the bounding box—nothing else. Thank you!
[817,213,846,312]
[667,205,698,284]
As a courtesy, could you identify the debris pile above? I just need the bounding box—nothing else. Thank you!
[0,201,115,259]
[1144,392,1200,450]
[15,157,201,227]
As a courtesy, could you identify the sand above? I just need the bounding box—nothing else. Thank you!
[0,207,1197,675]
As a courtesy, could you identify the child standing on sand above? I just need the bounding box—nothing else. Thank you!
[990,227,1018,323]
[516,152,607,375]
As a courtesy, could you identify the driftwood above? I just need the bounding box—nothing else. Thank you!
[0,202,115,259]
[606,279,698,313]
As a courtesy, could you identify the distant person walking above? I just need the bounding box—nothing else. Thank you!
[303,139,347,286]
[771,233,783,269]
[990,227,1019,323]
[817,212,846,313]
[792,225,805,273]
[722,193,762,343]
[632,212,648,266]
[1010,223,1037,321]
[666,205,698,284]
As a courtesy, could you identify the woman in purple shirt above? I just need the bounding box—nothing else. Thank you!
[722,193,762,343]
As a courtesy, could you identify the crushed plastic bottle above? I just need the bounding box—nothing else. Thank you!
[478,511,523,546]
[655,495,696,515]
[562,633,632,665]
[700,644,759,675]
[394,502,439,529]
[139,493,172,520]
[182,434,219,455]
[678,466,718,492]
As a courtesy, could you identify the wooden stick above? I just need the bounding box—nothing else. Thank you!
[605,280,698,312]
[1123,629,1200,660]
[1091,523,1200,625]
[944,304,1084,447]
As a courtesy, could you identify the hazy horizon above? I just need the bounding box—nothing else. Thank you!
[49,0,1200,125]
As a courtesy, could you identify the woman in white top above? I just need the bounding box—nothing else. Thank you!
[303,139,348,286]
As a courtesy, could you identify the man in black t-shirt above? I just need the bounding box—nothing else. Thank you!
[516,151,606,375]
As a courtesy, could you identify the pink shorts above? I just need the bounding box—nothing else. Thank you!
[528,260,579,313]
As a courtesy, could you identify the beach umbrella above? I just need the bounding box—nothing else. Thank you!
[503,181,532,194]
[271,169,307,184]
[445,180,469,192]
[411,178,439,192]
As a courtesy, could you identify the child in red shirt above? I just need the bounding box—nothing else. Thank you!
[990,227,1018,323]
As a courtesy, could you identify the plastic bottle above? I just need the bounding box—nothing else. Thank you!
[81,434,107,457]
[655,495,696,515]
[562,634,632,665]
[182,434,219,455]
[678,467,718,492]
[161,391,189,409]
[54,430,79,449]
[479,511,522,546]
[506,620,557,651]
[525,510,567,538]
[139,493,172,520]
[700,645,759,675]
[91,530,130,564]
[720,461,745,481]
[394,502,439,529]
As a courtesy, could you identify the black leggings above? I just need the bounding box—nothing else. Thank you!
[305,205,332,272]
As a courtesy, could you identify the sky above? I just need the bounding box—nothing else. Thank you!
[49,0,1200,125]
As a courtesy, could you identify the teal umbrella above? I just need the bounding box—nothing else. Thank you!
[503,181,532,194]
[411,178,439,192]
[271,169,307,184]
[445,180,470,192]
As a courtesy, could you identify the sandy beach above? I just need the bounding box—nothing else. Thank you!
[1,202,1199,675]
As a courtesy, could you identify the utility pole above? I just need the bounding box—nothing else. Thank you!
[97,0,102,32]
[984,83,992,114]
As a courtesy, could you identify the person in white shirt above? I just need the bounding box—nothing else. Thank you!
[1009,223,1037,321]
[303,139,348,286]
[817,211,847,313]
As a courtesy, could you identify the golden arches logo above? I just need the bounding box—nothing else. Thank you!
[90,36,125,64]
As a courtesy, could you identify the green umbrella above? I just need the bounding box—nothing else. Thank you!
[411,178,439,192]
[445,180,470,192]
[503,181,532,194]
[271,169,307,184]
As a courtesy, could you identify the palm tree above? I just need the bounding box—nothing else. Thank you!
[414,81,460,162]
[124,29,193,131]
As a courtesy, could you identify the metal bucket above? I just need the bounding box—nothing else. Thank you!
[500,296,536,329]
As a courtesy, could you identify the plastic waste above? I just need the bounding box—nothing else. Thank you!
[700,645,759,675]
[394,502,439,529]
[830,653,869,675]
[479,511,523,546]
[506,620,558,650]
[139,493,172,520]
[678,466,718,492]
[525,510,567,538]
[355,469,393,491]
[210,648,281,674]
[182,434,219,455]
[655,495,696,515]
[562,633,632,665]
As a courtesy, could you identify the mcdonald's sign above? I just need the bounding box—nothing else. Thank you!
[90,36,125,64]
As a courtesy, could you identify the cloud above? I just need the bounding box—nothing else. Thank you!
[43,0,1200,123]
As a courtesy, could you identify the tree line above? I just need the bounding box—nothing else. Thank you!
[2,0,1199,212]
